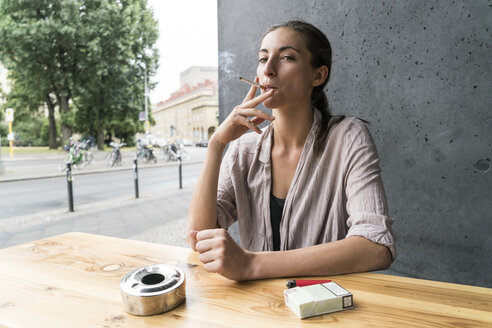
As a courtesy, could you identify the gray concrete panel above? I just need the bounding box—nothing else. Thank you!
[218,0,492,287]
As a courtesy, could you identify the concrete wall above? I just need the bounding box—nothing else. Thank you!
[217,0,492,287]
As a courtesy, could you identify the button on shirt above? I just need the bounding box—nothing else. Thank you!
[216,111,396,260]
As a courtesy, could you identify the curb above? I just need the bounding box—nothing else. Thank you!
[0,160,204,183]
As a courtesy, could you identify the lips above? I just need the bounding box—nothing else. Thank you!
[264,84,278,91]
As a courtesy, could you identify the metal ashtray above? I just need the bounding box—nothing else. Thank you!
[120,264,186,316]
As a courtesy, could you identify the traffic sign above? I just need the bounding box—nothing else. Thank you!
[7,133,14,141]
[6,108,14,122]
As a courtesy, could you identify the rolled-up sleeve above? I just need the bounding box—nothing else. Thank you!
[216,142,238,229]
[343,120,396,260]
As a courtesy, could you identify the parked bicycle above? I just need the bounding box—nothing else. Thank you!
[136,139,157,164]
[58,138,93,171]
[106,142,126,167]
[78,135,97,164]
[161,142,190,162]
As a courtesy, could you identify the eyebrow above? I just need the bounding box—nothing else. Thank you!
[259,46,301,54]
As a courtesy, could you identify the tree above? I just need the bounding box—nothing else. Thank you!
[2,65,58,147]
[12,116,45,146]
[73,0,158,149]
[0,0,158,149]
[0,0,82,148]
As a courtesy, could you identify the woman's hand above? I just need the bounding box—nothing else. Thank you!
[211,78,275,147]
[189,229,255,281]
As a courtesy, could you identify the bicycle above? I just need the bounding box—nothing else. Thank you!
[106,142,126,167]
[137,142,157,164]
[161,143,190,162]
[78,136,97,165]
[58,139,91,171]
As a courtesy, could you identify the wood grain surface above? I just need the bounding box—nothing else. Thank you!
[0,232,490,327]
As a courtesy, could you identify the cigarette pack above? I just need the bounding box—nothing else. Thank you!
[284,281,353,319]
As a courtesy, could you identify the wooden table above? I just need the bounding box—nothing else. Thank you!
[0,232,490,327]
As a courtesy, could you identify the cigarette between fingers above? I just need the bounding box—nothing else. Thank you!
[239,76,266,90]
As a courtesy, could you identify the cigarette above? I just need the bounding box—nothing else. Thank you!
[239,76,266,90]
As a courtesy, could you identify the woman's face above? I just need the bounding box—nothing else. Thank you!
[257,27,318,110]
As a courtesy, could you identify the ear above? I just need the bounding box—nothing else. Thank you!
[312,65,329,87]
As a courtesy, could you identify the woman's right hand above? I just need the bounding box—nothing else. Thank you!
[211,79,275,147]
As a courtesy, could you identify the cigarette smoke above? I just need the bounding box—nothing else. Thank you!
[219,51,240,81]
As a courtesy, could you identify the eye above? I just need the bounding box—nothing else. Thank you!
[258,57,268,63]
[281,55,295,61]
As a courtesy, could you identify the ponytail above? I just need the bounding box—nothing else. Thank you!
[311,86,332,155]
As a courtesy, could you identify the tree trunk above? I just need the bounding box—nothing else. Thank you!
[45,94,58,149]
[58,93,71,146]
[97,120,104,150]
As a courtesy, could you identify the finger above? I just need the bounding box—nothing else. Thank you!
[234,107,275,122]
[242,89,273,108]
[238,116,262,134]
[188,230,199,251]
[203,260,219,274]
[251,117,265,125]
[203,258,225,275]
[242,83,257,103]
[195,238,215,253]
[189,230,199,241]
[196,228,226,241]
[198,248,219,264]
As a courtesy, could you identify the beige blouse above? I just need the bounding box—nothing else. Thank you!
[216,110,396,260]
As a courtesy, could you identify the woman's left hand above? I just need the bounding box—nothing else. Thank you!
[189,229,254,281]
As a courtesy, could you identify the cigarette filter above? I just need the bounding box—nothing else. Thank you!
[284,281,353,319]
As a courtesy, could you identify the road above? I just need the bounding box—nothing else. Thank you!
[0,162,203,219]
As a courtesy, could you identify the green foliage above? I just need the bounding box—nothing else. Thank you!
[12,116,46,146]
[0,0,159,147]
[70,0,159,146]
[0,123,7,146]
[41,117,60,146]
[60,108,76,131]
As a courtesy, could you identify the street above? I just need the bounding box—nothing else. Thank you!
[0,147,207,218]
[0,163,203,219]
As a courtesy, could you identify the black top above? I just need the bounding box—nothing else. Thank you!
[270,193,286,251]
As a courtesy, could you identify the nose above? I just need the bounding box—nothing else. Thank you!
[262,58,276,78]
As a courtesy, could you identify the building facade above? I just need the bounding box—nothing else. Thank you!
[151,66,218,144]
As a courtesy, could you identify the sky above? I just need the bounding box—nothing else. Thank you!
[147,0,218,104]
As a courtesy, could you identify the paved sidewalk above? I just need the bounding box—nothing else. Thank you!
[0,187,197,249]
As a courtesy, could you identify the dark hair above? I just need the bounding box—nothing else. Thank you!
[263,20,341,154]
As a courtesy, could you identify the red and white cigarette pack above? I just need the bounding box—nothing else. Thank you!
[284,281,353,319]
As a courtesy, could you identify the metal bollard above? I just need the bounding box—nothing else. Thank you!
[133,158,139,198]
[178,155,182,190]
[66,163,74,212]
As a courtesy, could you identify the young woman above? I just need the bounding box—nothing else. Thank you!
[186,20,395,281]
